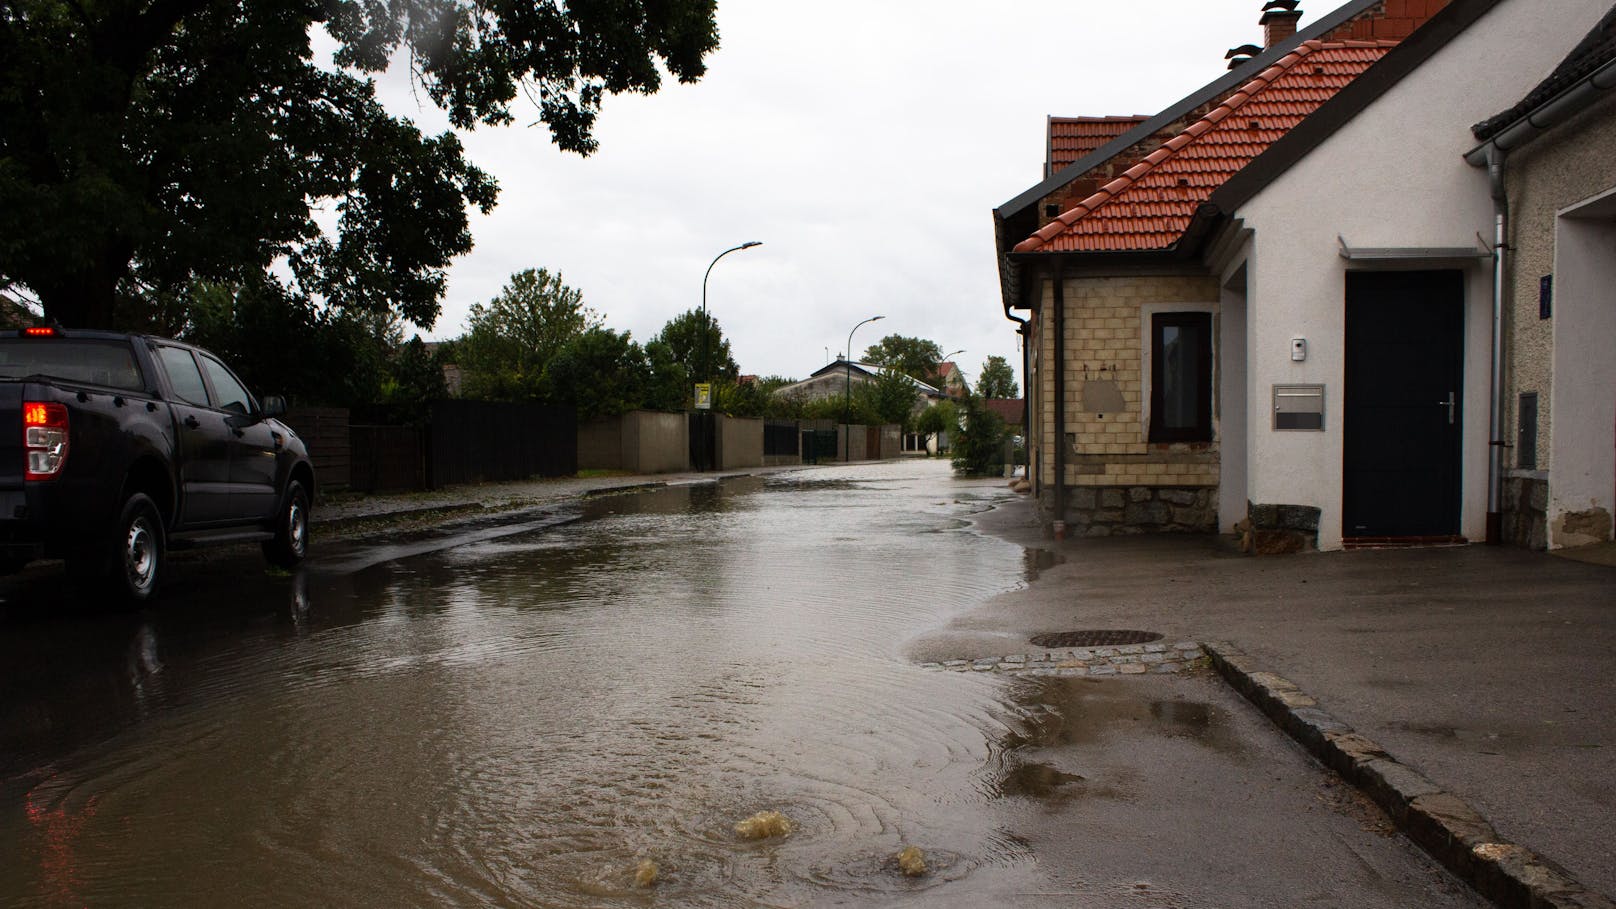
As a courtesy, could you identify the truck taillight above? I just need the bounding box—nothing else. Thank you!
[23,401,69,481]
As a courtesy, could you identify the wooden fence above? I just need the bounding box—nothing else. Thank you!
[284,401,577,493]
[428,400,576,487]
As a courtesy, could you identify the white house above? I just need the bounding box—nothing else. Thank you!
[1204,0,1612,550]
[994,0,1614,551]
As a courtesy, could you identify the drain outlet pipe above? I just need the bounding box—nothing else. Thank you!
[1485,146,1507,545]
[1051,264,1068,540]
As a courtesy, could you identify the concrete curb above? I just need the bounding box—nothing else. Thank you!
[1204,641,1615,909]
[582,482,667,498]
[313,502,487,532]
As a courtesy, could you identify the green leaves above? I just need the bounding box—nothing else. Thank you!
[976,355,1019,399]
[457,268,600,402]
[0,0,717,328]
[861,334,945,385]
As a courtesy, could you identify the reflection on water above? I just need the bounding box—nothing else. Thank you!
[0,462,1222,907]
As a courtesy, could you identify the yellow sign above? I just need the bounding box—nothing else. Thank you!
[694,383,713,410]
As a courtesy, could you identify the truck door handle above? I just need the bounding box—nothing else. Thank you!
[183,415,200,429]
[1438,392,1455,425]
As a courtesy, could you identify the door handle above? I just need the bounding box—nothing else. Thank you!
[1438,391,1455,425]
[183,415,200,429]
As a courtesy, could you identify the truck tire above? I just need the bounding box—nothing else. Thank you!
[113,492,164,603]
[263,480,309,569]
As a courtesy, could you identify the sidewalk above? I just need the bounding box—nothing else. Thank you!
[311,465,805,530]
[937,497,1616,906]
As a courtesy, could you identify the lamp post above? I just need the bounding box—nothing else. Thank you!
[938,348,965,395]
[699,242,761,393]
[844,314,885,462]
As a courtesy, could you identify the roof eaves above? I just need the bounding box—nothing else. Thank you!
[1473,5,1616,140]
[993,0,1384,223]
[1207,0,1507,217]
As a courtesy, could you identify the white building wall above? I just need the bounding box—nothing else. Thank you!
[1231,0,1610,550]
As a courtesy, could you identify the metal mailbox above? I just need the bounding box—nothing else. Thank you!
[1273,384,1325,431]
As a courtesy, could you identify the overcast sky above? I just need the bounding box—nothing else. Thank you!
[380,0,1301,388]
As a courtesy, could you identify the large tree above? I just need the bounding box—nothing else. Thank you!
[976,355,1019,399]
[457,268,600,401]
[0,0,719,329]
[862,334,943,384]
[546,326,649,421]
[858,367,923,428]
[643,307,738,409]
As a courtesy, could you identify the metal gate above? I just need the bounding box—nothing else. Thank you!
[689,411,716,471]
[800,429,838,464]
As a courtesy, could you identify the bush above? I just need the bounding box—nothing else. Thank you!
[950,395,1007,476]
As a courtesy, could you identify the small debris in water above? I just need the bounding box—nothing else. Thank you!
[634,859,658,888]
[734,810,794,839]
[896,845,927,877]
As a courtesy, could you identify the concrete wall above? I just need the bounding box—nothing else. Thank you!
[878,424,902,460]
[715,415,764,470]
[1231,0,1611,550]
[1505,93,1616,548]
[836,424,867,461]
[625,411,690,474]
[578,411,690,474]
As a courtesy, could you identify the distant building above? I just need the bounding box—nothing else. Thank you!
[774,359,945,414]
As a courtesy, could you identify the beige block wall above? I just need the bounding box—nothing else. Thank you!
[1503,94,1616,473]
[1033,273,1221,489]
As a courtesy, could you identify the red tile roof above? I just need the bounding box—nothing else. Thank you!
[984,398,1025,425]
[1015,39,1397,254]
[1047,116,1151,175]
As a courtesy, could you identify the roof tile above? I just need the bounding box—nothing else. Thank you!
[1014,39,1398,254]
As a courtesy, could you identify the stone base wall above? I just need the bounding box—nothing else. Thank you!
[1501,475,1548,550]
[1058,485,1218,537]
[1242,502,1322,554]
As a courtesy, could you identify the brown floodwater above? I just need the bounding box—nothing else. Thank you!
[0,462,1482,908]
[2,464,1047,906]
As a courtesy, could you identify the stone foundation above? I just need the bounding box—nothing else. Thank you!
[1242,502,1321,554]
[1500,475,1547,550]
[1059,485,1218,536]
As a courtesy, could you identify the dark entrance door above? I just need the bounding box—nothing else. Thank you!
[1343,270,1464,537]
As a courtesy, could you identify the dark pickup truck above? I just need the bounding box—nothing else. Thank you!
[0,328,314,601]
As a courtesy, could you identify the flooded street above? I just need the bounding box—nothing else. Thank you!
[1,461,1479,907]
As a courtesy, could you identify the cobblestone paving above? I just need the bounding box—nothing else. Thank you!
[921,642,1208,676]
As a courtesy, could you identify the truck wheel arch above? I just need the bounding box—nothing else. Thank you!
[122,456,177,527]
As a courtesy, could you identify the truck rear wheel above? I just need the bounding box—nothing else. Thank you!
[115,493,165,602]
[263,480,309,569]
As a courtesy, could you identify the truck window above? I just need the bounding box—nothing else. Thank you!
[198,353,254,415]
[154,346,210,406]
[0,339,144,390]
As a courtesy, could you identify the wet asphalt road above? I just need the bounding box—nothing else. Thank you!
[0,461,1482,907]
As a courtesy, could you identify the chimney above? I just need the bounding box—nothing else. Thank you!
[1260,0,1303,47]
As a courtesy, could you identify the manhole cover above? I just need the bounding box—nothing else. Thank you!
[1029,630,1163,648]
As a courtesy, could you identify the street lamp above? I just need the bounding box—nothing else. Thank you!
[844,314,885,461]
[700,241,762,391]
[938,348,965,393]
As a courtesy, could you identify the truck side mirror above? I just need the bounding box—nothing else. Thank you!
[262,395,287,418]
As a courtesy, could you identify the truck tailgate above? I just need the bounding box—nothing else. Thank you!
[0,383,22,490]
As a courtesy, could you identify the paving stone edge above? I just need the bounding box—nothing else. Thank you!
[1203,641,1615,909]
